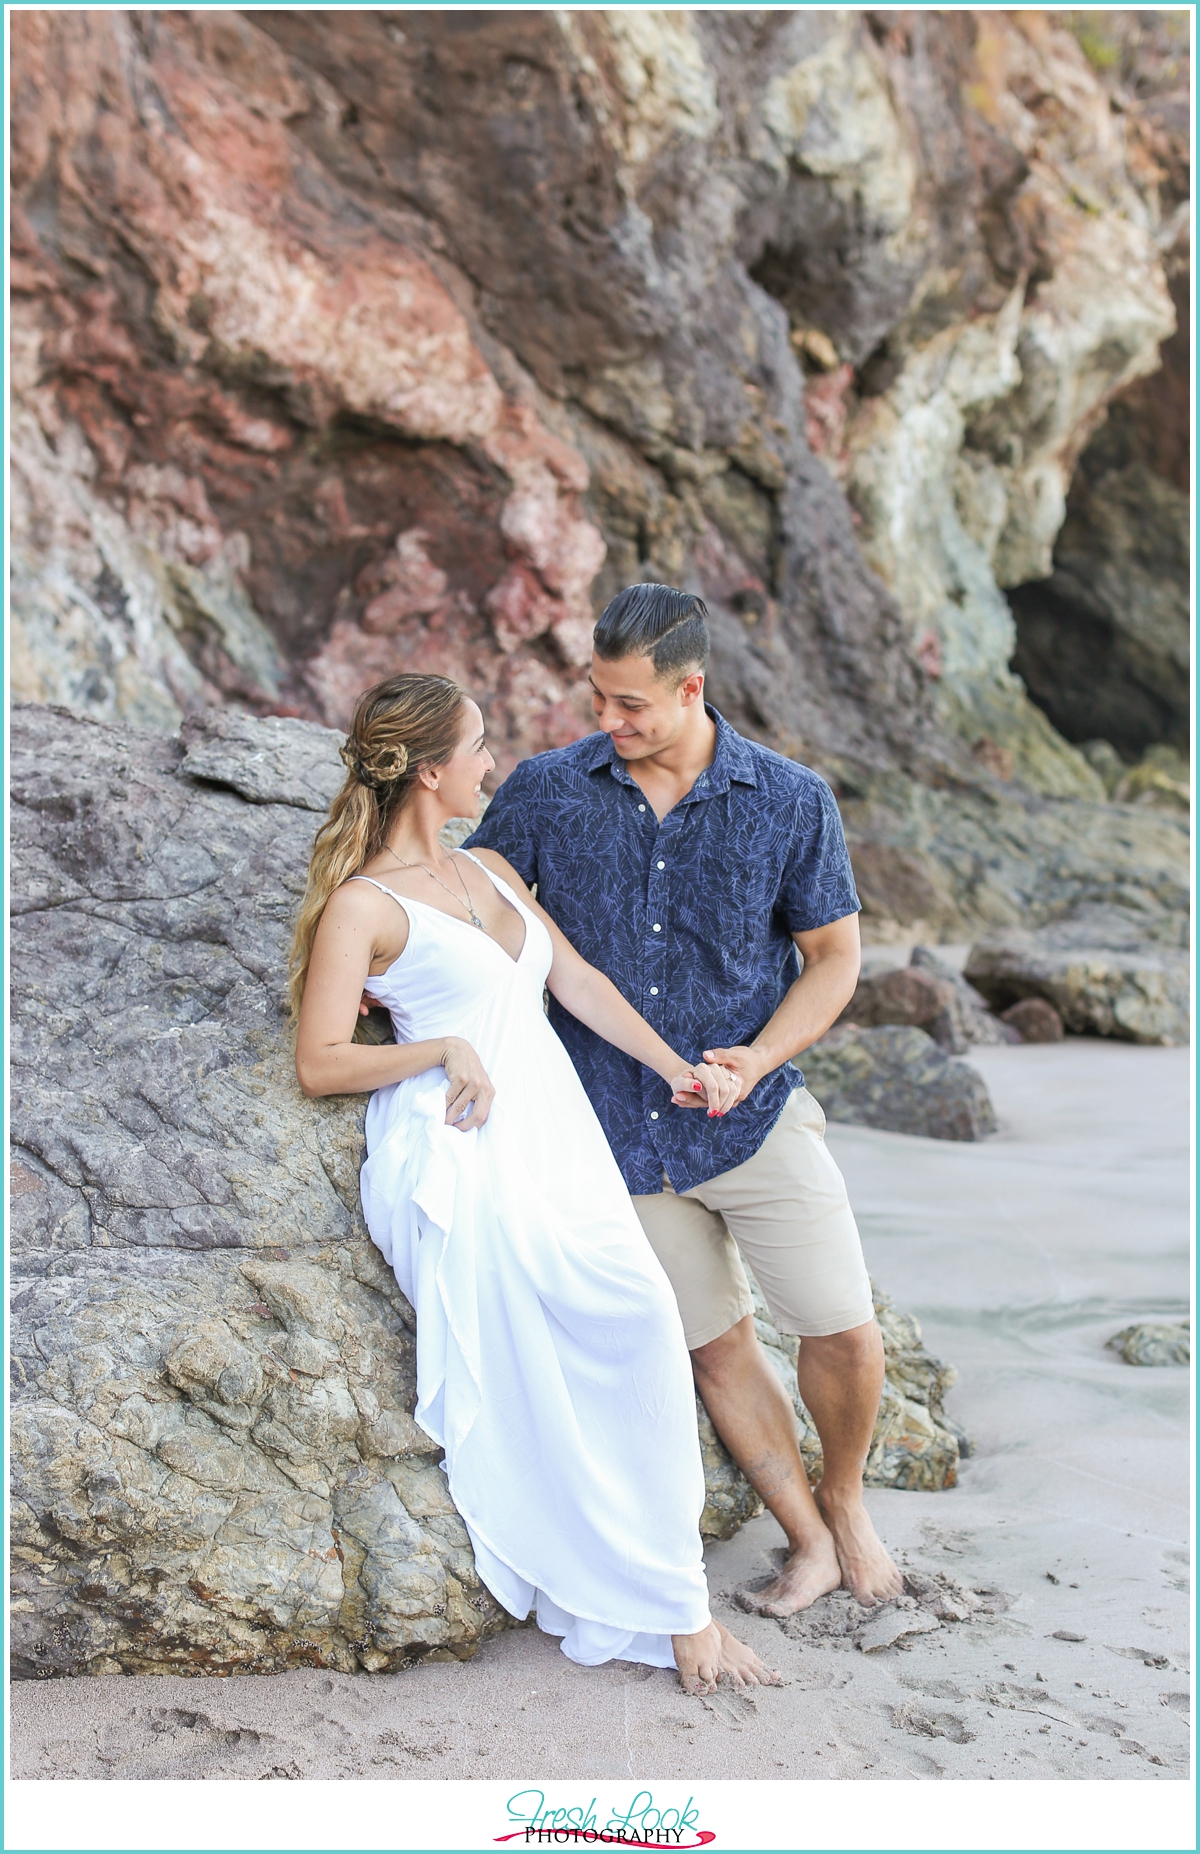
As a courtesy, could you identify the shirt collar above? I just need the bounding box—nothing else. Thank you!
[583,705,759,795]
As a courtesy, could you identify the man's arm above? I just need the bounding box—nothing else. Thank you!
[701,912,861,1102]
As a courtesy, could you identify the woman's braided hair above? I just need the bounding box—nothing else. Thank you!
[288,672,467,1018]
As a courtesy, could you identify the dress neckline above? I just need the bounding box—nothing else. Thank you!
[357,853,530,971]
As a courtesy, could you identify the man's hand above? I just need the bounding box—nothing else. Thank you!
[700,1045,774,1104]
[669,1061,742,1117]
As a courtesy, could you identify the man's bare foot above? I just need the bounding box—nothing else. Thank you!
[736,1525,842,1617]
[714,1619,782,1687]
[815,1485,903,1606]
[672,1619,723,1695]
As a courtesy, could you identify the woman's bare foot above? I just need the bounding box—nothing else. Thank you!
[736,1525,842,1617]
[815,1485,903,1605]
[714,1619,782,1687]
[672,1619,723,1695]
[673,1619,783,1693]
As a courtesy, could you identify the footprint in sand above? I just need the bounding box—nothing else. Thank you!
[699,1686,760,1730]
[1161,1549,1190,1594]
[891,1700,976,1744]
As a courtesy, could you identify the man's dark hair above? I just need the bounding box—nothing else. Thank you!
[592,583,710,685]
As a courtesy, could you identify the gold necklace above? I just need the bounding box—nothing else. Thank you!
[383,848,485,930]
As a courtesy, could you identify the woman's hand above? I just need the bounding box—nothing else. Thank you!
[669,1060,742,1118]
[441,1037,495,1131]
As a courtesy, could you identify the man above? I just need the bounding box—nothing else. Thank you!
[467,583,901,1612]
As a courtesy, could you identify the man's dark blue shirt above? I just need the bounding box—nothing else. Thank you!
[466,708,860,1196]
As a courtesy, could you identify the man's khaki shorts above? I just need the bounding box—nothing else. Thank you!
[631,1088,874,1349]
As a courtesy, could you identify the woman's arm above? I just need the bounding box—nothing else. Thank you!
[470,850,740,1116]
[295,883,494,1128]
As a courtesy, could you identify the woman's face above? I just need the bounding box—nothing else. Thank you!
[432,700,494,818]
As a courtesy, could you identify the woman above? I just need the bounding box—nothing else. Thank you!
[292,673,778,1694]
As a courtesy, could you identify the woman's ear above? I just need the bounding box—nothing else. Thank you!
[418,763,440,791]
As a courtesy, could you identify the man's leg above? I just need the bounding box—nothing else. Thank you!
[631,1173,841,1613]
[686,1090,902,1610]
[688,1314,841,1609]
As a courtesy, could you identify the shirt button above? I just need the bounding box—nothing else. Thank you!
[637,804,646,813]
[650,1111,659,1121]
[656,860,665,870]
[649,986,659,996]
[652,923,662,932]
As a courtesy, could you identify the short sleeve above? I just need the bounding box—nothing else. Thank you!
[777,773,861,933]
[464,761,539,886]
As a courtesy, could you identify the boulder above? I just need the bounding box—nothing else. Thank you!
[10,703,514,1678]
[965,908,1190,1045]
[840,967,965,1052]
[11,703,969,1676]
[801,1026,998,1142]
[1000,998,1065,1043]
[1107,1321,1190,1367]
[909,947,1013,1047]
[846,953,1018,1053]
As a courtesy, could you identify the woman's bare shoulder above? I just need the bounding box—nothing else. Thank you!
[321,873,407,927]
[315,874,409,973]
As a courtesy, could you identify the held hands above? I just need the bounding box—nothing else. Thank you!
[441,1037,495,1131]
[699,1044,773,1104]
[669,1060,742,1118]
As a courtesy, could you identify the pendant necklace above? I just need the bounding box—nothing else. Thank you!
[383,848,485,930]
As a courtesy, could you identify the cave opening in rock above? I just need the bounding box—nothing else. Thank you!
[1006,226,1190,771]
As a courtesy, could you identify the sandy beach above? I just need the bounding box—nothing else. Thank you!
[10,1040,1190,1783]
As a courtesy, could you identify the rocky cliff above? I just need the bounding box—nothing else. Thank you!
[1009,9,1190,765]
[11,14,1185,800]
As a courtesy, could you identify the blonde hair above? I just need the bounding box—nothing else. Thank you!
[288,672,468,1018]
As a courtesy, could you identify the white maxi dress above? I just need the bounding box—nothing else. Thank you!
[355,855,711,1668]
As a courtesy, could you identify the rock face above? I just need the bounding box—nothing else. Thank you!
[1008,12,1190,763]
[838,770,1189,950]
[9,10,1191,968]
[8,10,1181,802]
[1008,402,1189,759]
[965,908,1190,1046]
[802,1028,999,1143]
[11,703,966,1677]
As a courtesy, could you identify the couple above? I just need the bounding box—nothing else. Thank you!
[291,583,900,1694]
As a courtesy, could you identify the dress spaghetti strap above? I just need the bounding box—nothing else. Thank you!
[349,873,408,910]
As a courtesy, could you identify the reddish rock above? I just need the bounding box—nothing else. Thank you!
[1000,998,1066,1044]
[844,968,957,1032]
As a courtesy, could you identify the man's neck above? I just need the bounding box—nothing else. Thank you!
[623,706,719,821]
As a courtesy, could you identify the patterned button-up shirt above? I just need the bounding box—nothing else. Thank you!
[466,707,860,1195]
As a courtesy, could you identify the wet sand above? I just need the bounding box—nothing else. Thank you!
[10,1042,1191,1782]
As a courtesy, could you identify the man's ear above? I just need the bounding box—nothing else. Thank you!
[678,669,706,708]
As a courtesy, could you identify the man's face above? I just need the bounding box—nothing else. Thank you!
[589,652,705,760]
